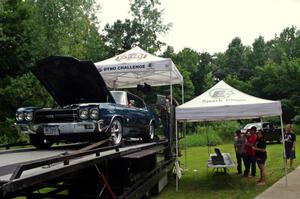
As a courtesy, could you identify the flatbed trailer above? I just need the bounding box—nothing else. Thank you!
[0,139,175,199]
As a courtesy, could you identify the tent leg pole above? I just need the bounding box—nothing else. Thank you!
[205,122,210,155]
[181,83,187,170]
[184,122,187,170]
[280,115,288,186]
[205,122,210,176]
[175,120,179,191]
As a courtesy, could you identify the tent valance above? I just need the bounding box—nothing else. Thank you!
[95,46,183,89]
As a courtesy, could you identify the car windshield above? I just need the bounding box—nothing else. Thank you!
[110,91,127,105]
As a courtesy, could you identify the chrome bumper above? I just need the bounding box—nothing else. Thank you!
[15,120,105,135]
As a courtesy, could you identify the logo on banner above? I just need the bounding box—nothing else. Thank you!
[115,53,147,62]
[209,88,234,99]
[201,88,246,103]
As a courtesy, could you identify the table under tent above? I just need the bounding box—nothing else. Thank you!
[175,80,287,190]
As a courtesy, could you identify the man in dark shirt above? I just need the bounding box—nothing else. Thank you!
[284,124,296,168]
[160,96,170,139]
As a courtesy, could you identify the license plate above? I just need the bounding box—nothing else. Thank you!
[43,126,59,135]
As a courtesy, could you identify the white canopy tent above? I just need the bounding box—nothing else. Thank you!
[95,46,183,89]
[176,80,282,121]
[175,80,287,189]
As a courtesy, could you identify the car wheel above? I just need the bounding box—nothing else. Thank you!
[29,135,53,149]
[144,123,155,142]
[109,118,123,146]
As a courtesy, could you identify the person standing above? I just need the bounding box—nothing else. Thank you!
[160,96,170,139]
[234,130,246,175]
[244,126,257,177]
[252,130,267,185]
[284,124,296,168]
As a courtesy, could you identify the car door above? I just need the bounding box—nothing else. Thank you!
[110,91,136,136]
[127,93,149,133]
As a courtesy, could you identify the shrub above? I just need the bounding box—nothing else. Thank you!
[210,121,241,141]
[292,115,300,125]
[0,117,26,144]
[179,121,242,147]
[180,128,223,147]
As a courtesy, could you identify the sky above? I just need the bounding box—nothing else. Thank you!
[98,0,300,54]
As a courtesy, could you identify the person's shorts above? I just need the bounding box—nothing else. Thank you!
[256,157,267,165]
[285,150,296,160]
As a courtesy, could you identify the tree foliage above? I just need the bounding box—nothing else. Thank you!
[0,0,34,78]
[103,0,171,55]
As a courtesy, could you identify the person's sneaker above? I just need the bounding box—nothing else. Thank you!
[257,182,266,185]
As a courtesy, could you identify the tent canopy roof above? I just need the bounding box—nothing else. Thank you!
[95,46,183,89]
[176,80,282,122]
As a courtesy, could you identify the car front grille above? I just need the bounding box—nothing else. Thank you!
[34,109,78,123]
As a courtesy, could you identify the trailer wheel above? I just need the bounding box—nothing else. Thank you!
[143,123,155,142]
[29,135,53,149]
[109,118,123,146]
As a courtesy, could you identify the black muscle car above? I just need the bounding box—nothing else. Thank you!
[15,56,159,148]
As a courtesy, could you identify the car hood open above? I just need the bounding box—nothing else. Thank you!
[32,56,115,107]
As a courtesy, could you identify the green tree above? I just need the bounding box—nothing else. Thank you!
[0,0,34,79]
[202,72,216,91]
[174,65,195,102]
[103,0,171,54]
[250,58,300,122]
[32,0,105,60]
[248,36,267,68]
[225,75,252,94]
[174,48,212,95]
[225,37,251,80]
[267,27,300,64]
[196,52,213,94]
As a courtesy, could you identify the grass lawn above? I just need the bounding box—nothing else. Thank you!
[154,140,300,199]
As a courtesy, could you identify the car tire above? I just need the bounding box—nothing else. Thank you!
[143,123,155,142]
[109,118,123,146]
[29,135,53,149]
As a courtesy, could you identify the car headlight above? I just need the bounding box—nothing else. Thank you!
[16,112,24,121]
[25,112,33,121]
[79,109,89,120]
[90,108,99,120]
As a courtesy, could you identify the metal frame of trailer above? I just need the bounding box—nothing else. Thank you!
[0,139,175,199]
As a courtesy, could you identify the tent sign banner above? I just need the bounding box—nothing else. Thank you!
[98,63,153,74]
